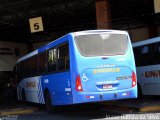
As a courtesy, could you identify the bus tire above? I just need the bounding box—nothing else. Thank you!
[22,89,26,103]
[45,91,57,114]
[137,84,143,99]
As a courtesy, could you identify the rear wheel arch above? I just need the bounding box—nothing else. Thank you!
[44,88,52,103]
[44,88,58,113]
[44,88,49,98]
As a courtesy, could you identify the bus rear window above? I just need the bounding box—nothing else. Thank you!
[75,34,128,57]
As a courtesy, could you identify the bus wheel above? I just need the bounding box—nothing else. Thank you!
[45,91,57,113]
[22,89,26,103]
[137,84,143,99]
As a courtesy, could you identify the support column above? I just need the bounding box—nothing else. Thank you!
[95,0,111,29]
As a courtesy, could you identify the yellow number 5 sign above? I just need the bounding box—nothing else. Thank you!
[29,17,44,33]
[154,0,160,13]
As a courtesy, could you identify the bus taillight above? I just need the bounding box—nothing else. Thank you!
[132,71,137,87]
[75,75,83,92]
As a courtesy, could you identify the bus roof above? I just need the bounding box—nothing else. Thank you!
[17,50,38,63]
[132,37,160,48]
[72,30,128,36]
[17,30,128,63]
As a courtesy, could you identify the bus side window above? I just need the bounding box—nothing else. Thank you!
[48,48,57,72]
[139,45,149,66]
[149,44,156,65]
[20,61,24,79]
[38,52,47,75]
[23,60,28,78]
[57,43,69,71]
[31,56,38,76]
[155,43,160,64]
[27,58,32,77]
[17,63,22,82]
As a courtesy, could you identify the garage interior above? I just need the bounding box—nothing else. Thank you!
[0,0,160,105]
[0,0,159,45]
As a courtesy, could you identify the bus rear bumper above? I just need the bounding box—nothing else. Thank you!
[72,87,137,104]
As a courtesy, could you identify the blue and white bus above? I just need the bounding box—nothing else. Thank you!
[16,30,137,113]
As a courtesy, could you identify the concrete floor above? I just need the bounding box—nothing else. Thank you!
[0,96,160,120]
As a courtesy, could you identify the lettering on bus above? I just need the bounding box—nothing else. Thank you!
[93,68,120,74]
[26,81,36,87]
[144,70,160,77]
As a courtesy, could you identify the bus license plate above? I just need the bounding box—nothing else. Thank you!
[103,84,112,89]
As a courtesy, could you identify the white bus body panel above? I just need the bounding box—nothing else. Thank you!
[17,76,45,104]
[137,65,160,95]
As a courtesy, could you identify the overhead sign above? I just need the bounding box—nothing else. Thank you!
[29,17,44,33]
[154,0,160,13]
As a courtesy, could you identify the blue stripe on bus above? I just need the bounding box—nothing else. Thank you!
[39,88,43,103]
[39,79,44,104]
[38,81,41,103]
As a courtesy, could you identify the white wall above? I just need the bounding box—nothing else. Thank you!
[0,41,28,71]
